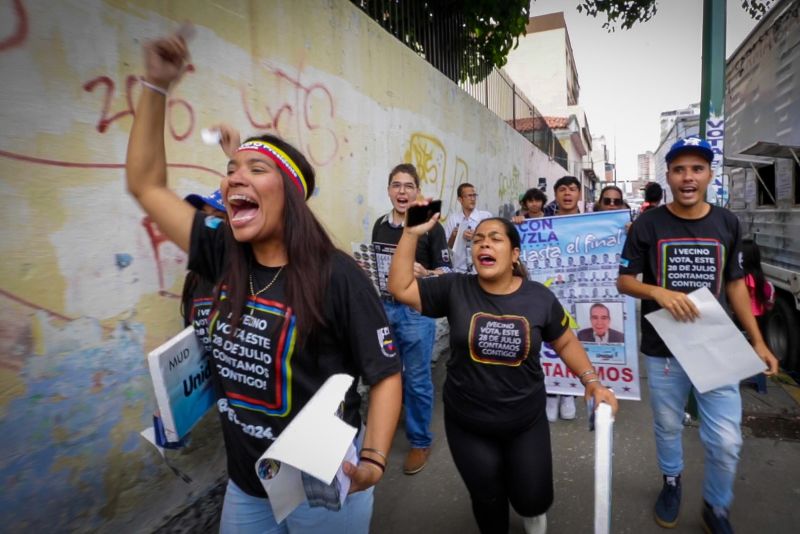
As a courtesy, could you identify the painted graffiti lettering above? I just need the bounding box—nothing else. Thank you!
[83,72,195,139]
[241,62,339,167]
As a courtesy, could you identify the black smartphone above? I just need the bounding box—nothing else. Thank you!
[406,200,442,227]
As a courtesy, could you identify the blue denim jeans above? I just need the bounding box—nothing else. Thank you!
[645,355,743,508]
[220,479,374,534]
[383,300,436,448]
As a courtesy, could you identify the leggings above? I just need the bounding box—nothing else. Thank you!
[444,409,553,534]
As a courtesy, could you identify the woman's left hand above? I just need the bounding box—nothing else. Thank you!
[342,460,383,494]
[585,381,619,415]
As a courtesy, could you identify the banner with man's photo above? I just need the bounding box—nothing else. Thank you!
[518,211,641,400]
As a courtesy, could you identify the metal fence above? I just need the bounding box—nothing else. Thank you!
[460,68,569,169]
[351,0,569,168]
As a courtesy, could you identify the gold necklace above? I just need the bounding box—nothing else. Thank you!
[248,266,284,315]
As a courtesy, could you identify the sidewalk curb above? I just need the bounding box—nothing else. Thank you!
[777,374,800,407]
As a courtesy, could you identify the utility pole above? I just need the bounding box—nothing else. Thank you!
[699,0,727,205]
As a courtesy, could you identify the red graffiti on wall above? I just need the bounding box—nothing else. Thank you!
[140,216,182,299]
[0,148,223,177]
[0,0,28,52]
[240,61,339,167]
[82,68,196,140]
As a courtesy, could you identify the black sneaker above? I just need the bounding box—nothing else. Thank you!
[702,500,734,534]
[654,474,681,528]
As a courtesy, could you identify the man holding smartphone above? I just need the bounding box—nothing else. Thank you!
[372,163,451,475]
[444,183,492,273]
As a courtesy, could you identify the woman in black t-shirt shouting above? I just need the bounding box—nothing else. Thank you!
[126,30,401,533]
[389,212,618,534]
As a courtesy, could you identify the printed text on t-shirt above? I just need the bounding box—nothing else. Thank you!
[658,238,724,295]
[469,313,531,366]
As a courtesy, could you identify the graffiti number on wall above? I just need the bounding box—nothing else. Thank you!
[0,0,28,52]
[83,72,195,140]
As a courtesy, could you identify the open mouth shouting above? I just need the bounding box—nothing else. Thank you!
[477,253,497,267]
[227,193,260,227]
[394,196,410,212]
[676,184,698,201]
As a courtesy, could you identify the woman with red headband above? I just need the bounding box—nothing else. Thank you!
[126,30,401,533]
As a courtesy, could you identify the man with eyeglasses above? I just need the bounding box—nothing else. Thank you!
[443,183,493,273]
[372,163,451,475]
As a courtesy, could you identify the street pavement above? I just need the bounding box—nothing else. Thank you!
[162,329,800,533]
[371,332,800,533]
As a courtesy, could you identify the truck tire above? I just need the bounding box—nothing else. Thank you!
[765,296,799,373]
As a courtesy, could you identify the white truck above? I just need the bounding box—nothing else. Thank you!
[724,0,800,373]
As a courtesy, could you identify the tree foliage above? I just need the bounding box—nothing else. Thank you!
[352,0,529,82]
[354,0,776,83]
[575,0,776,32]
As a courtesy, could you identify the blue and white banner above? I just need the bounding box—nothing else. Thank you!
[517,211,641,400]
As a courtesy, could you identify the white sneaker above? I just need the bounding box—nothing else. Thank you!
[545,395,559,422]
[559,395,576,420]
[523,513,547,534]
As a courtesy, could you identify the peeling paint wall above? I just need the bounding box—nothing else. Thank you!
[0,0,566,530]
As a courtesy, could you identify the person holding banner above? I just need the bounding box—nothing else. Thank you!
[545,175,583,422]
[617,137,779,533]
[593,185,629,213]
[389,212,618,534]
[126,29,402,533]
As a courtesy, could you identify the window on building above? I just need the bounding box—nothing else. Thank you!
[756,164,776,206]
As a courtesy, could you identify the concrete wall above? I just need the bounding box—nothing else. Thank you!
[0,0,565,530]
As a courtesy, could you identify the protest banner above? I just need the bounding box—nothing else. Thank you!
[351,242,397,299]
[518,211,641,400]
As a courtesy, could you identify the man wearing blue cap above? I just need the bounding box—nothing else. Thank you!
[185,189,226,218]
[617,137,779,533]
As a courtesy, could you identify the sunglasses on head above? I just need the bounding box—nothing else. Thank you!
[602,197,623,206]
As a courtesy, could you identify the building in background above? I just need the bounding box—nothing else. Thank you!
[503,11,606,206]
[659,103,701,140]
[654,110,701,202]
[637,151,655,182]
[591,135,611,184]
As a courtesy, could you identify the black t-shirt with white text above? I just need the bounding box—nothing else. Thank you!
[418,273,568,426]
[188,212,401,497]
[619,205,744,357]
[371,213,451,270]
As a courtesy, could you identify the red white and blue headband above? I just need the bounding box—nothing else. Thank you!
[236,140,309,199]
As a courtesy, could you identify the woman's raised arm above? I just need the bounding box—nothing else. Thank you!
[126,33,197,252]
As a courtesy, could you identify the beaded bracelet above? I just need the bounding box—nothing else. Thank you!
[358,456,386,473]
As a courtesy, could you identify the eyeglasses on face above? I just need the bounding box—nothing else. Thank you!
[389,182,417,192]
[602,197,623,206]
